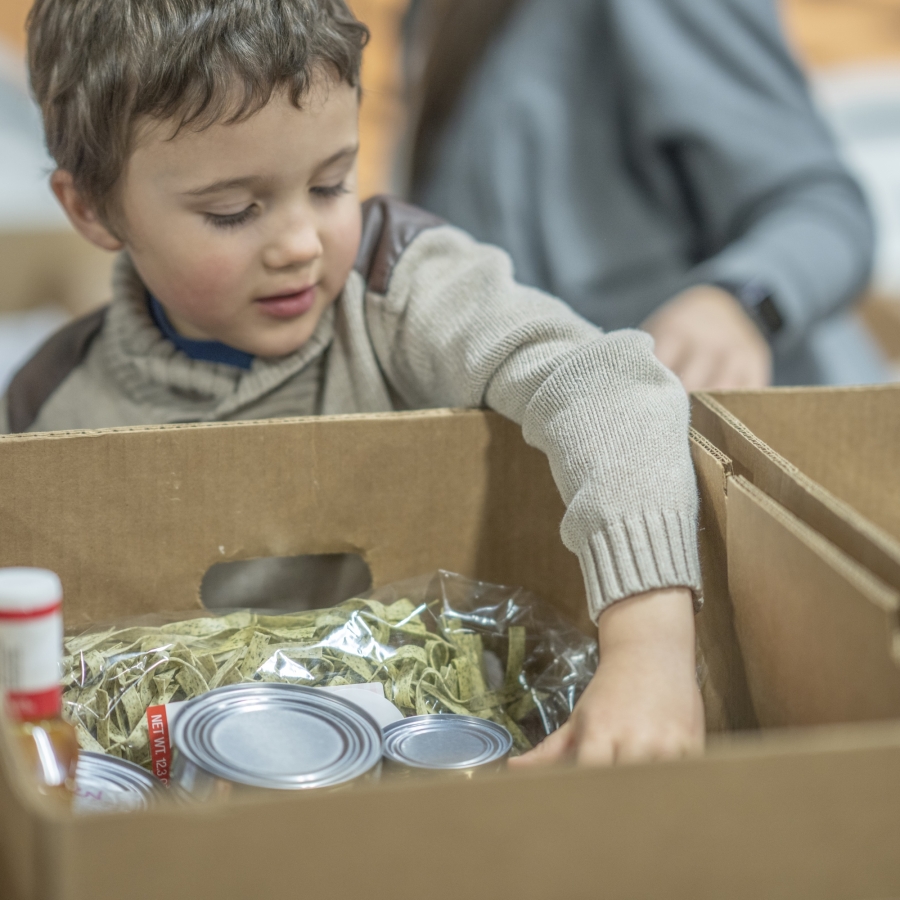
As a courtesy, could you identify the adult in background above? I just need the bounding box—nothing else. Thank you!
[404,0,883,388]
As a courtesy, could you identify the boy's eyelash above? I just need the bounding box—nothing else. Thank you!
[311,183,349,199]
[203,184,348,228]
[205,207,256,229]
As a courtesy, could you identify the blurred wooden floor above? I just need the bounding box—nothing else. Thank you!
[3,0,900,194]
[784,0,900,66]
[350,0,408,197]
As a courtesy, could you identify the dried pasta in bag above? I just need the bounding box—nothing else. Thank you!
[62,571,599,767]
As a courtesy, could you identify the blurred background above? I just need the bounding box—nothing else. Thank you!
[2,0,900,390]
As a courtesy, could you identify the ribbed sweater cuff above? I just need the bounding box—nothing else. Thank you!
[576,510,702,623]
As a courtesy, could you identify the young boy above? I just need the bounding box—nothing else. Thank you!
[4,0,703,767]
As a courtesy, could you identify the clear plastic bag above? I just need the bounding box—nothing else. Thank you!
[62,571,599,768]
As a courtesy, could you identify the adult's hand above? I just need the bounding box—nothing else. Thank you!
[642,285,773,391]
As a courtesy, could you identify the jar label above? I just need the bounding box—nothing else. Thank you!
[0,609,63,720]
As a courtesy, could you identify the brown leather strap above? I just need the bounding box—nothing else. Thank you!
[355,195,444,295]
[6,306,108,433]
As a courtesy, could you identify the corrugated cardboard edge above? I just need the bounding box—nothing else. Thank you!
[689,431,758,731]
[728,476,900,726]
[0,407,476,444]
[692,391,900,590]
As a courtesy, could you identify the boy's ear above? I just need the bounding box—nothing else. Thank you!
[50,170,124,252]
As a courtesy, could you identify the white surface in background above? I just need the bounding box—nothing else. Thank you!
[318,683,405,728]
[814,65,900,296]
[0,41,67,229]
[0,129,68,229]
[0,307,68,394]
[0,44,71,398]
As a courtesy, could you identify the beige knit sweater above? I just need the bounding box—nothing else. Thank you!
[0,202,701,620]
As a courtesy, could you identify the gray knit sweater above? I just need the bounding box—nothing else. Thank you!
[411,0,875,385]
[0,199,701,620]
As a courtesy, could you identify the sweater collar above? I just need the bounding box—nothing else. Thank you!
[101,253,335,421]
[147,294,255,371]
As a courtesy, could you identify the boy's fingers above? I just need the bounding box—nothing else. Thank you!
[615,729,696,765]
[509,721,574,769]
[574,730,616,767]
[616,736,671,765]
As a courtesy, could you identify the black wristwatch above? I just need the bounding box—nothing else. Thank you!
[713,279,785,340]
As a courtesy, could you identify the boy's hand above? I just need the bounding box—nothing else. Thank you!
[510,588,704,768]
[642,285,773,392]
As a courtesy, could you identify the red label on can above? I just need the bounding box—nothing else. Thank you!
[147,705,171,784]
[7,686,62,721]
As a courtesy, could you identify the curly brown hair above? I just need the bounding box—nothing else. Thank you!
[27,0,369,223]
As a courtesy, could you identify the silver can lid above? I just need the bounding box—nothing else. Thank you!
[172,683,383,790]
[382,715,513,770]
[74,751,162,814]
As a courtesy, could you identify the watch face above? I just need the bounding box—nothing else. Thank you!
[715,280,784,337]
[755,294,784,337]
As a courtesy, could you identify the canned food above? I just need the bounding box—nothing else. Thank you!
[382,715,513,777]
[74,751,163,814]
[170,683,383,799]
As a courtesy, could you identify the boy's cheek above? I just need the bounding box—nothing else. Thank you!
[186,254,244,294]
[164,254,248,322]
[324,206,363,283]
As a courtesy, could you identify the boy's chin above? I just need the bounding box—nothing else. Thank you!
[237,327,317,360]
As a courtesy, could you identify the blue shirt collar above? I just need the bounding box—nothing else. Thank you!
[148,295,254,370]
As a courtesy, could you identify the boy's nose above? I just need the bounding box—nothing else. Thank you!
[263,221,323,271]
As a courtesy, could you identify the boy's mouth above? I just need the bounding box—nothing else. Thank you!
[255,286,317,319]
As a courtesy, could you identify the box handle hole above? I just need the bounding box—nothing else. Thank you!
[201,554,372,612]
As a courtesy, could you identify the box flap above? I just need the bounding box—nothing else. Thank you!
[727,476,900,727]
[692,389,900,590]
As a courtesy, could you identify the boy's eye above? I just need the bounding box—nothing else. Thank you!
[311,183,349,200]
[205,206,257,229]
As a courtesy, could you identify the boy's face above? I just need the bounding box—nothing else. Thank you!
[81,75,362,358]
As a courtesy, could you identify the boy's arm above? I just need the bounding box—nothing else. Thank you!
[371,224,701,617]
[369,225,704,763]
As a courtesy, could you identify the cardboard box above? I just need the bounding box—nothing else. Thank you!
[3,410,900,899]
[692,386,900,730]
[860,295,900,367]
[692,385,900,591]
[0,230,113,318]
